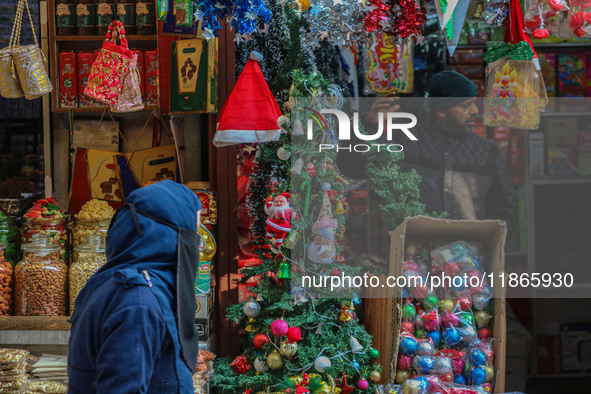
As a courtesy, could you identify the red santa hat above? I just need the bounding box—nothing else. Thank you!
[275,193,290,205]
[213,52,283,147]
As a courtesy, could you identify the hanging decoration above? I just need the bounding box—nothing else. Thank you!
[363,33,414,95]
[434,0,470,55]
[194,0,272,36]
[388,0,427,41]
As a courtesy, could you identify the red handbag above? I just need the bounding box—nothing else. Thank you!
[84,21,133,105]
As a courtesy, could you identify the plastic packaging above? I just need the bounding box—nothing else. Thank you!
[480,0,510,26]
[0,349,29,370]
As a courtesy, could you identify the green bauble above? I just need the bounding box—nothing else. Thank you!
[369,348,380,359]
[402,304,416,321]
[422,294,439,311]
[414,328,426,339]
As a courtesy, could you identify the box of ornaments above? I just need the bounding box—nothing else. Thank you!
[368,216,507,394]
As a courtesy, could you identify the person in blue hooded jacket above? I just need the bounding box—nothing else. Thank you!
[68,180,202,394]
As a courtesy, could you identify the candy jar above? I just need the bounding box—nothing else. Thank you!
[72,199,115,248]
[15,234,68,316]
[21,198,68,260]
[0,213,19,266]
[0,244,13,316]
[70,235,107,314]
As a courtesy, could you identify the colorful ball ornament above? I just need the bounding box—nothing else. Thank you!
[434,357,452,375]
[484,366,495,382]
[416,341,434,356]
[253,333,270,349]
[454,375,466,385]
[443,372,453,382]
[472,293,491,310]
[475,311,492,328]
[478,327,493,340]
[398,355,413,370]
[451,358,465,376]
[395,370,410,384]
[352,360,361,370]
[401,321,415,333]
[370,371,381,382]
[422,294,439,311]
[423,316,440,332]
[369,348,380,359]
[402,304,416,320]
[314,356,331,373]
[443,328,461,346]
[267,350,284,370]
[414,328,426,339]
[470,367,487,385]
[254,357,269,373]
[426,331,442,347]
[357,379,369,390]
[415,356,434,374]
[459,325,478,343]
[459,297,472,311]
[442,312,459,328]
[481,383,493,392]
[280,340,298,357]
[400,337,417,355]
[287,326,302,343]
[440,299,456,314]
[470,349,487,367]
[270,319,289,337]
[243,299,261,317]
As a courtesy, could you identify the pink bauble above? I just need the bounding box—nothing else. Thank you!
[451,357,465,376]
[270,319,289,337]
[287,326,302,343]
[442,312,459,328]
[398,355,413,370]
[357,379,369,390]
[481,383,493,392]
[424,316,441,331]
[401,321,415,333]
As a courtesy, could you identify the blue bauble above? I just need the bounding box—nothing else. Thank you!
[426,331,442,347]
[400,337,417,355]
[443,328,461,346]
[416,357,434,374]
[352,361,361,370]
[470,367,487,385]
[402,288,409,299]
[470,349,487,367]
[454,375,466,385]
[415,376,429,390]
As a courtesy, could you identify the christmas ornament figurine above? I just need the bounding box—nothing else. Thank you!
[334,200,345,214]
[282,230,301,249]
[314,356,331,372]
[339,373,355,394]
[277,260,291,279]
[305,162,316,176]
[350,337,363,353]
[243,299,261,318]
[267,350,284,370]
[352,360,361,370]
[265,193,298,247]
[338,305,353,323]
[253,332,270,349]
[230,355,252,374]
[271,319,289,337]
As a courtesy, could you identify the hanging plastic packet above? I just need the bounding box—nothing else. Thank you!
[363,33,414,95]
[465,340,495,386]
[480,0,510,26]
[173,0,193,26]
[157,0,170,21]
[524,0,568,39]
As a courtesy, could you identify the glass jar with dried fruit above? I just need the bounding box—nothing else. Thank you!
[71,199,114,248]
[21,198,68,261]
[0,244,13,316]
[70,235,106,314]
[15,234,68,316]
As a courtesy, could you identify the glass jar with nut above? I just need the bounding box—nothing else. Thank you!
[15,233,68,316]
[0,244,13,316]
[72,199,115,248]
[70,235,106,314]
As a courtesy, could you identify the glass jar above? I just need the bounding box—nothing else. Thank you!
[56,0,77,36]
[0,214,19,266]
[0,244,13,316]
[136,0,155,35]
[15,234,67,316]
[185,182,218,227]
[76,0,97,35]
[21,216,68,261]
[96,0,116,35]
[72,218,110,248]
[117,0,137,35]
[70,235,106,314]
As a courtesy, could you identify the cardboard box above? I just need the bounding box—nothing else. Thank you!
[59,51,78,108]
[537,335,562,375]
[72,120,120,152]
[365,216,506,392]
[195,312,214,340]
[195,289,215,319]
[561,323,591,373]
[195,260,212,294]
[144,50,158,105]
[547,145,579,175]
[528,132,545,176]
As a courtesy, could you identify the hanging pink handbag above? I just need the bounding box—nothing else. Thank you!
[84,21,133,105]
[110,51,144,113]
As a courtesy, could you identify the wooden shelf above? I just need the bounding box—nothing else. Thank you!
[0,316,70,331]
[52,105,157,113]
[55,34,157,42]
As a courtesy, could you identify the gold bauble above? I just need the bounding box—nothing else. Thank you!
[280,340,298,357]
[267,350,284,370]
[370,370,381,382]
[298,0,311,11]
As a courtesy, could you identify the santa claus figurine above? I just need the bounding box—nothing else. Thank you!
[266,193,297,247]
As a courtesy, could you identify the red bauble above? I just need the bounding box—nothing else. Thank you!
[401,321,414,333]
[458,297,472,311]
[296,387,310,394]
[253,333,270,349]
[287,326,302,343]
[478,327,493,340]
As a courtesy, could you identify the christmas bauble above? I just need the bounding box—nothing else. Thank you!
[481,383,493,392]
[478,327,493,340]
[433,356,451,375]
[253,333,270,349]
[314,356,331,373]
[422,294,439,311]
[401,321,415,333]
[400,338,417,355]
[470,367,487,385]
[423,315,440,332]
[295,387,310,394]
[402,304,416,321]
[352,360,361,370]
[454,375,466,385]
[243,300,261,318]
[475,311,492,328]
[356,379,369,390]
[415,356,434,374]
[416,341,434,356]
[370,371,381,382]
[459,325,478,343]
[442,312,459,328]
[287,327,302,343]
[459,312,474,326]
[451,357,465,376]
[484,366,495,382]
[426,330,441,347]
[395,370,410,384]
[414,328,426,339]
[398,355,413,370]
[277,147,291,161]
[280,340,298,357]
[442,372,453,382]
[443,328,460,346]
[267,350,284,370]
[369,348,380,359]
[270,319,289,337]
[439,299,456,314]
[254,357,269,373]
[459,297,472,311]
[472,293,490,311]
[470,349,487,367]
